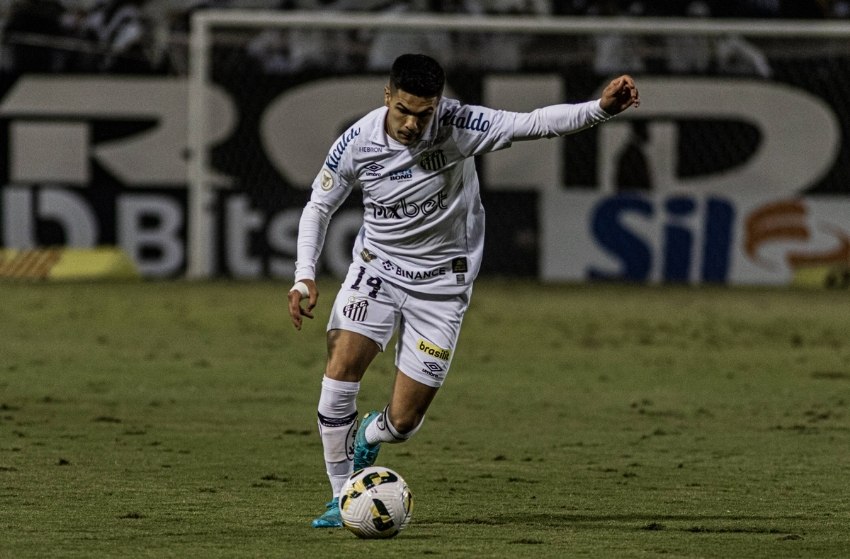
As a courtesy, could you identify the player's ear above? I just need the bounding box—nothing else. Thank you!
[384,85,391,107]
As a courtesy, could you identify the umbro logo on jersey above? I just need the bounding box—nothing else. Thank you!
[364,162,384,177]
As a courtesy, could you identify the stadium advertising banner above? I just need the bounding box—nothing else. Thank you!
[542,192,850,287]
[0,72,848,285]
[539,78,850,288]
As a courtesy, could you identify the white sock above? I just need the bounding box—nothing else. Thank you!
[317,376,360,497]
[364,406,423,445]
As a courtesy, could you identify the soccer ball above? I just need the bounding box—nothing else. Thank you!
[339,466,413,539]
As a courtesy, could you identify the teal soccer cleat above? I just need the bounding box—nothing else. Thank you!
[353,411,382,472]
[311,498,342,528]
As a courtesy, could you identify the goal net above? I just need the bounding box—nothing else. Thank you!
[188,11,850,287]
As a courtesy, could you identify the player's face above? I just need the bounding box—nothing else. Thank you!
[384,86,439,146]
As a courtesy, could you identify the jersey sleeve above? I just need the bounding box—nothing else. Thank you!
[510,99,612,141]
[440,100,516,158]
[293,146,356,281]
[447,98,613,158]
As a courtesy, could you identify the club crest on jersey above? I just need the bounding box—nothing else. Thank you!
[343,297,369,322]
[420,150,447,171]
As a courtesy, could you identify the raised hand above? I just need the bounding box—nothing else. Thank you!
[600,75,640,115]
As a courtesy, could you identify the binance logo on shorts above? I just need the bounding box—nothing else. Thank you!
[417,339,451,361]
[343,297,369,322]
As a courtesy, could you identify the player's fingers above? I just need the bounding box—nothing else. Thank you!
[287,290,304,330]
[615,75,639,108]
[623,76,637,97]
[613,75,630,91]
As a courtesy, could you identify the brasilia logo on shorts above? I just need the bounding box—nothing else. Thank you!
[417,339,451,361]
[343,297,369,322]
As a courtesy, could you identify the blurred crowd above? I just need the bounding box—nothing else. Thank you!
[0,0,847,76]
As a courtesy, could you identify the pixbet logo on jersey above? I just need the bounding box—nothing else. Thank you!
[370,190,448,219]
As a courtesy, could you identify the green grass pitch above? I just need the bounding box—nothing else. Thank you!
[1,279,849,558]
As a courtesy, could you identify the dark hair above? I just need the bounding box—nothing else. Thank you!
[389,54,445,98]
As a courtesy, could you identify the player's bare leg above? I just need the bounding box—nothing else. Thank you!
[386,369,439,432]
[354,369,438,471]
[326,329,381,382]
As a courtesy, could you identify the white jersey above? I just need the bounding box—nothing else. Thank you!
[296,96,612,295]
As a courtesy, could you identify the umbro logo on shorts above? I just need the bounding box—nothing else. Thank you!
[424,362,444,372]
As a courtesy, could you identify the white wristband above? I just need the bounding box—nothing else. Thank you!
[290,281,309,298]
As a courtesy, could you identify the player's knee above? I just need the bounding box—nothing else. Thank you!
[325,330,379,382]
[324,355,367,383]
[323,366,363,383]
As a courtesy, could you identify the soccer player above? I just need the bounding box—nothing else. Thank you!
[288,53,640,528]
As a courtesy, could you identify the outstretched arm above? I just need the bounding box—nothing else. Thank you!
[509,75,640,142]
[600,74,640,115]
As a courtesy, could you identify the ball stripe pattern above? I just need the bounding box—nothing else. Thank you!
[339,466,413,538]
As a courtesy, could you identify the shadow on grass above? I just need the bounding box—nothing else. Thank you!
[427,512,808,535]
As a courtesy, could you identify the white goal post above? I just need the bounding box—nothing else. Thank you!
[187,10,850,280]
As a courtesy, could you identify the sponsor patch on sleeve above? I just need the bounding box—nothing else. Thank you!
[320,168,334,191]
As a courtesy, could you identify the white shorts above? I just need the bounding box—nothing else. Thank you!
[327,262,472,388]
